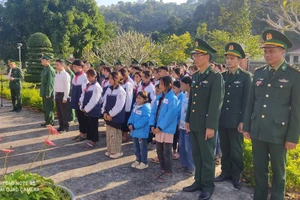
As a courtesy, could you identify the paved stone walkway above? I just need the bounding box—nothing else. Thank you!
[0,98,253,200]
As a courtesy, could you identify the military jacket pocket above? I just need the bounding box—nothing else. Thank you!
[273,81,292,100]
[273,117,289,140]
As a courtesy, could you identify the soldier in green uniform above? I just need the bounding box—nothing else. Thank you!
[8,60,23,112]
[214,43,252,189]
[183,38,224,200]
[243,30,300,200]
[64,59,75,123]
[40,53,55,127]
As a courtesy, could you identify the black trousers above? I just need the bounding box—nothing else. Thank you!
[10,88,22,111]
[156,142,173,173]
[173,127,179,151]
[76,110,87,134]
[55,93,69,129]
[86,116,99,142]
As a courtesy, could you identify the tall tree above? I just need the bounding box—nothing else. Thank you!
[95,30,162,66]
[0,0,110,61]
[262,0,300,34]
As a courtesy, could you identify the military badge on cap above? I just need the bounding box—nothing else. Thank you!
[225,42,245,59]
[266,33,273,40]
[262,29,292,49]
[191,38,217,56]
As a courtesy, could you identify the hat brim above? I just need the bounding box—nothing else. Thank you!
[260,44,285,49]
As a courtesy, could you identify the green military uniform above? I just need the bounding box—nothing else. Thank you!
[40,54,55,126]
[8,60,23,112]
[217,43,252,186]
[65,59,76,122]
[243,30,300,200]
[185,39,225,195]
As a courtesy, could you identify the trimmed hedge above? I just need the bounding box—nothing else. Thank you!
[25,32,54,83]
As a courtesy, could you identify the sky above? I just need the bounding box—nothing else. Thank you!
[97,0,187,6]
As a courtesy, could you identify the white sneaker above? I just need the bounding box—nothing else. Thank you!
[105,152,110,157]
[131,161,140,168]
[136,162,149,170]
[109,152,123,159]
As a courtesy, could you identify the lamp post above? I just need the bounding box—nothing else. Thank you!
[17,43,22,69]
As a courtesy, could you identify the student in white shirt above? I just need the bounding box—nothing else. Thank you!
[54,59,71,133]
[80,69,102,148]
[119,68,134,142]
[102,72,126,159]
[138,70,156,107]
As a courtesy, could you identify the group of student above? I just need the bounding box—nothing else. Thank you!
[65,60,200,175]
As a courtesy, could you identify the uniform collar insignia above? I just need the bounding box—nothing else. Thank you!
[278,79,289,83]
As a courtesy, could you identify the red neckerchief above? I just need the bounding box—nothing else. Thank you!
[84,81,96,93]
[75,71,84,84]
[121,78,129,86]
[102,78,109,87]
[142,81,150,91]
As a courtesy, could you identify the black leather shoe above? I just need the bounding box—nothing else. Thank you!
[232,180,242,189]
[214,174,232,182]
[16,109,21,113]
[198,191,212,200]
[57,127,68,133]
[183,183,202,192]
[10,109,17,112]
[41,123,54,127]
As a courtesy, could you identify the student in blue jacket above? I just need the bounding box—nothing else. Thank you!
[80,69,102,148]
[150,76,178,183]
[128,91,151,170]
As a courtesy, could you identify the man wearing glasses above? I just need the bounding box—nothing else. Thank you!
[183,38,224,200]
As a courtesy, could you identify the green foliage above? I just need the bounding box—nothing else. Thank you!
[27,33,52,48]
[99,0,201,34]
[0,170,71,200]
[25,32,53,83]
[0,170,63,200]
[243,140,300,193]
[158,32,193,65]
[0,0,111,62]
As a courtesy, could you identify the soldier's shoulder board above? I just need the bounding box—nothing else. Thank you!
[288,65,300,73]
[240,68,252,75]
[221,70,228,75]
[210,68,218,74]
[255,64,267,71]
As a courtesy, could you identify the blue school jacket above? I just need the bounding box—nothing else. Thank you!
[102,85,126,129]
[128,103,151,138]
[80,81,102,118]
[149,90,178,134]
[70,72,88,110]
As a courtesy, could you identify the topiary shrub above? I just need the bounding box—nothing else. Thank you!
[25,32,54,83]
